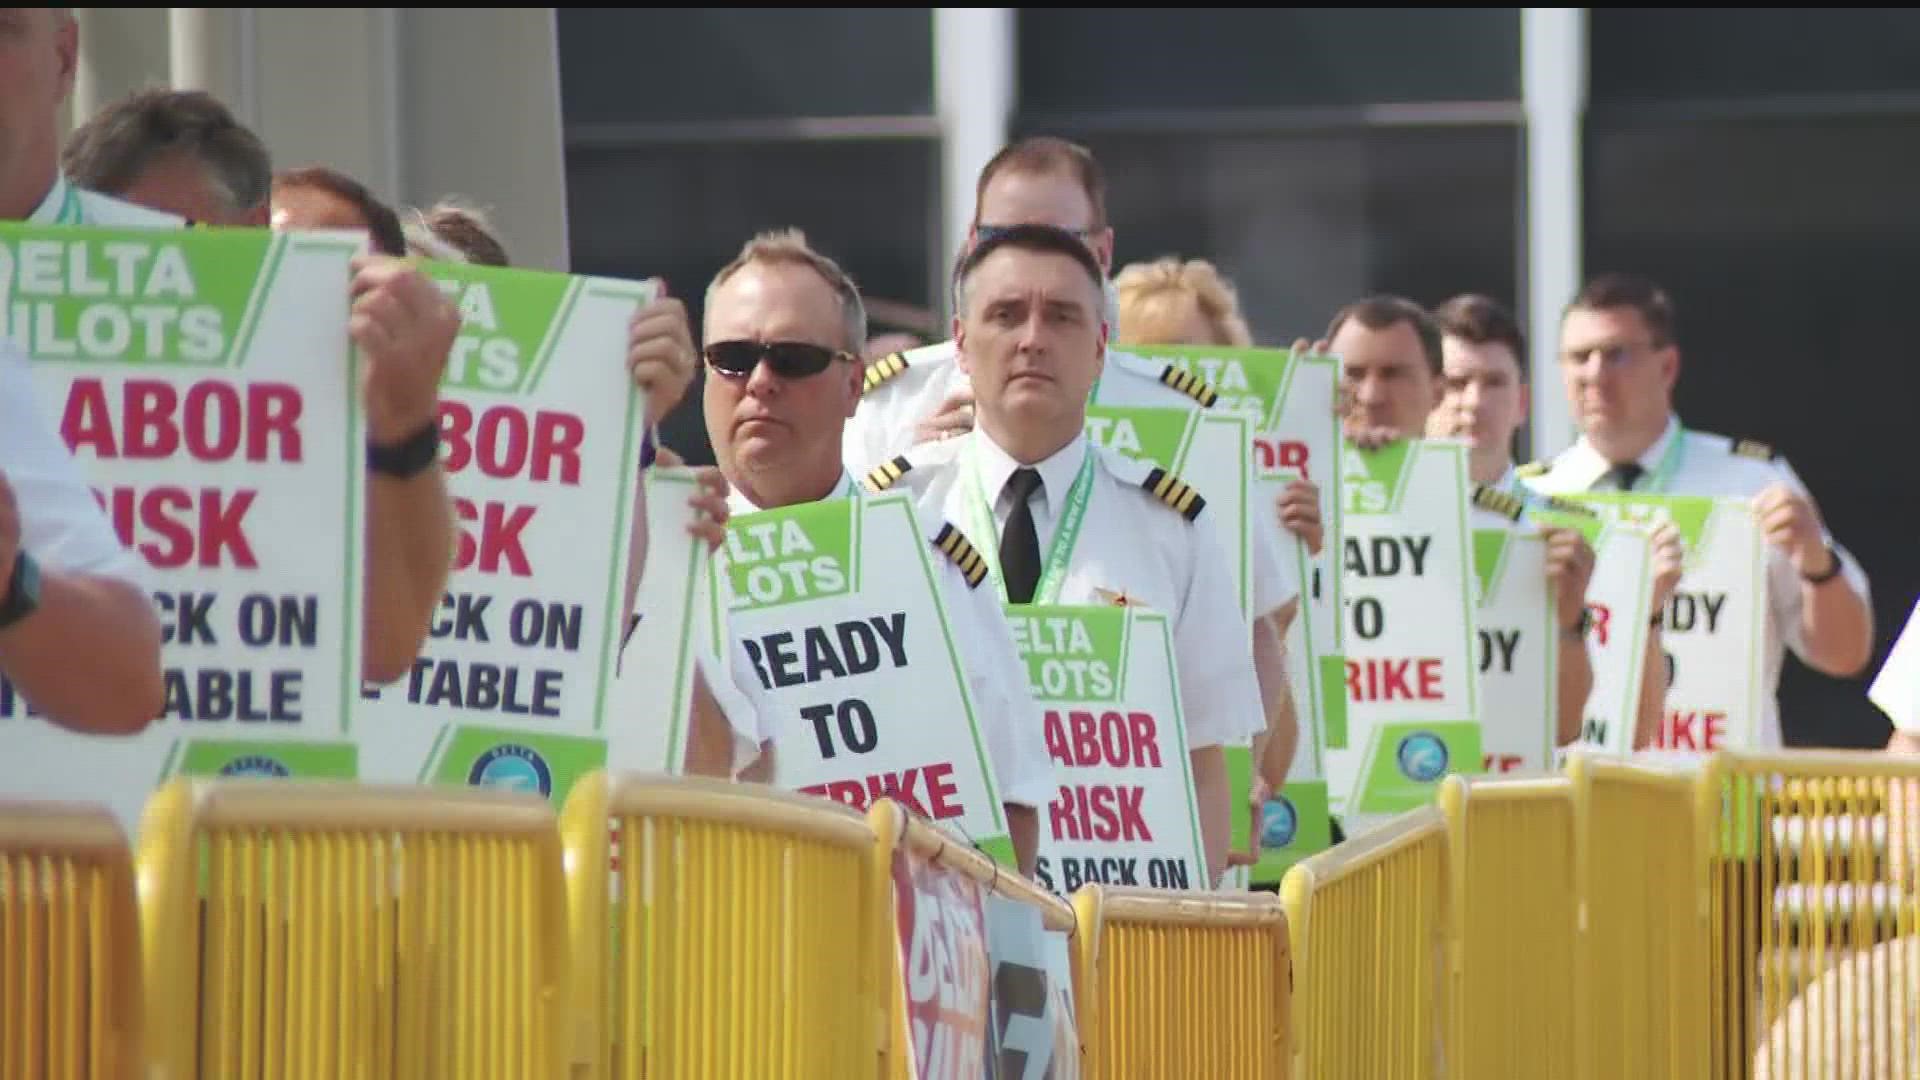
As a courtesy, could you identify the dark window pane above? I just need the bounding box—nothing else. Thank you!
[1585,113,1920,748]
[1592,9,1920,104]
[1018,9,1520,117]
[1042,126,1521,346]
[558,9,933,126]
[564,139,940,463]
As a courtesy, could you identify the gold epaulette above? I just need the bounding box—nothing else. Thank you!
[1471,484,1524,522]
[1142,467,1206,521]
[1514,460,1550,479]
[1731,438,1777,462]
[1538,494,1598,518]
[930,523,988,589]
[863,455,913,493]
[1157,364,1218,408]
[861,352,910,394]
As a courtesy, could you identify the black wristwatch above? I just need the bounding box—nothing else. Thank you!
[1801,544,1844,586]
[367,418,442,480]
[0,551,43,630]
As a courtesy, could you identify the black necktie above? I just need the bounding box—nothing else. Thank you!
[1607,462,1646,492]
[1000,468,1045,604]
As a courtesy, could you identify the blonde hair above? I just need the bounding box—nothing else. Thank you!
[705,228,867,351]
[1113,256,1253,348]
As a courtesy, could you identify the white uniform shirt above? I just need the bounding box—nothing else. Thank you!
[725,472,1054,808]
[885,430,1265,751]
[1869,600,1920,733]
[847,340,1298,621]
[28,172,182,228]
[1522,415,1871,747]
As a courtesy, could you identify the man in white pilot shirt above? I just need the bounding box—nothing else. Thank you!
[871,224,1271,884]
[700,228,1051,875]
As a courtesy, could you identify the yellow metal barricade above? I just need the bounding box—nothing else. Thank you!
[1281,805,1447,1080]
[136,776,568,1080]
[1437,773,1579,1079]
[871,800,1077,1078]
[1566,751,1712,1080]
[1701,750,1920,1080]
[0,799,142,1080]
[560,771,890,1080]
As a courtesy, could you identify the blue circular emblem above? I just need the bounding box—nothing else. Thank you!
[219,755,290,778]
[1260,796,1299,848]
[469,744,552,797]
[1396,733,1450,783]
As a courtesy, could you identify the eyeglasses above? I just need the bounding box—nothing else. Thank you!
[702,340,850,380]
[1559,341,1665,367]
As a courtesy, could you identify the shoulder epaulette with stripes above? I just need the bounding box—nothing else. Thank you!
[1514,460,1550,479]
[1471,484,1524,522]
[1142,467,1206,521]
[1731,438,1778,462]
[930,523,988,589]
[1538,494,1598,518]
[863,455,913,493]
[1157,364,1218,408]
[861,352,910,394]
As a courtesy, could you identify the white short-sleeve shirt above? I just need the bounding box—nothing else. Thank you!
[29,172,183,228]
[1522,415,1872,748]
[726,473,1054,808]
[847,341,1298,621]
[883,430,1265,751]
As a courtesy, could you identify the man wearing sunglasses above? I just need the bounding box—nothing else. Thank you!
[700,228,1051,875]
[1523,273,1874,751]
[870,224,1271,886]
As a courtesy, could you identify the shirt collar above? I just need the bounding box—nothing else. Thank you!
[26,173,70,225]
[725,469,854,515]
[971,428,1089,513]
[1562,413,1682,490]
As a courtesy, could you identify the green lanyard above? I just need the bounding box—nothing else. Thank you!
[961,443,1097,605]
[53,181,83,226]
[1620,424,1687,494]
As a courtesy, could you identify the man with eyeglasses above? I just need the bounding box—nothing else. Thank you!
[1521,273,1874,749]
[870,223,1268,885]
[701,227,1051,875]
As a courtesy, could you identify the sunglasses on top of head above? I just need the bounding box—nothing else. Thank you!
[702,340,851,380]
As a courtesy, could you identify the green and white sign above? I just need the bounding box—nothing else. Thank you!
[1472,528,1557,774]
[357,262,652,809]
[1331,440,1481,820]
[0,223,367,831]
[1529,506,1655,758]
[611,469,710,776]
[1564,495,1766,752]
[707,492,1013,865]
[1013,606,1207,896]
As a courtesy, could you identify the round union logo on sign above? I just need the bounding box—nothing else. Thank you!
[1396,732,1450,783]
[468,744,552,797]
[219,755,290,778]
[1260,795,1299,848]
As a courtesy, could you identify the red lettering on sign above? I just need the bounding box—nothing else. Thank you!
[439,401,583,484]
[800,762,966,820]
[1586,603,1612,648]
[1658,710,1728,751]
[61,378,302,463]
[103,486,258,569]
[1048,784,1151,843]
[1252,437,1311,481]
[1043,709,1165,768]
[1482,754,1524,773]
[453,498,535,576]
[1345,658,1446,702]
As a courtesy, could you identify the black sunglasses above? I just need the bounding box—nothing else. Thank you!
[703,340,850,380]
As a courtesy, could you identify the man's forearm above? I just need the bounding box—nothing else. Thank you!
[1006,804,1039,879]
[1799,578,1875,677]
[1190,745,1229,887]
[1556,637,1594,746]
[1251,609,1298,788]
[0,571,162,735]
[1634,633,1668,749]
[363,468,454,684]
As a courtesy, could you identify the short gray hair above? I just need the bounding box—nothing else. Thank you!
[62,88,271,213]
[705,229,867,352]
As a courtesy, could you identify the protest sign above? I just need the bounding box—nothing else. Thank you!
[1471,527,1557,773]
[0,223,365,830]
[1330,440,1481,819]
[892,843,991,1079]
